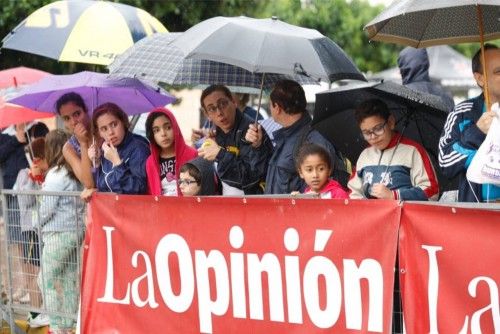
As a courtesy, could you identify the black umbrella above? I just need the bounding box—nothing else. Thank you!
[312,80,457,192]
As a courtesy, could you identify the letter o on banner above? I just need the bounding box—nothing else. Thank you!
[303,256,342,328]
[155,234,195,312]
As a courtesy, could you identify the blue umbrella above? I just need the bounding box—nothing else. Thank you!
[8,71,175,116]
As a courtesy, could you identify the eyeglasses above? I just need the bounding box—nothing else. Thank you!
[178,179,199,186]
[361,121,387,140]
[205,99,229,114]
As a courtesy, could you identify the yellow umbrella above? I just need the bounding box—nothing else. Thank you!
[2,0,167,66]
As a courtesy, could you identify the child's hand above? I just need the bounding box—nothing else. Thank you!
[370,183,394,199]
[197,138,221,161]
[291,191,301,196]
[102,142,122,167]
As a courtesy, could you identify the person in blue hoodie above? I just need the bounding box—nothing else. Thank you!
[398,47,455,112]
[81,103,150,199]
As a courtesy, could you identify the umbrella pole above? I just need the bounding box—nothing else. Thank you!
[255,73,266,124]
[477,5,490,109]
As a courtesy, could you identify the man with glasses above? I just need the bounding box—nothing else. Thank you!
[348,98,439,200]
[197,85,273,195]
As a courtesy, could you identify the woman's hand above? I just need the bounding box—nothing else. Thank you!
[101,141,122,167]
[88,142,102,167]
[80,188,97,203]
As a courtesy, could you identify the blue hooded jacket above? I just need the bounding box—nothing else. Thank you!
[96,131,150,194]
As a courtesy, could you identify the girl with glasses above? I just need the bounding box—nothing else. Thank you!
[178,157,221,196]
[348,99,439,201]
[145,108,197,196]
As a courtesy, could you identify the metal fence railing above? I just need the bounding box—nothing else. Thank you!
[1,189,85,334]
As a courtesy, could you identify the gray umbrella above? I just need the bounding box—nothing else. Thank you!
[364,0,500,107]
[172,16,365,83]
[364,0,500,47]
[108,32,317,94]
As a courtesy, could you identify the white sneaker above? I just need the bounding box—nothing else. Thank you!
[29,313,50,328]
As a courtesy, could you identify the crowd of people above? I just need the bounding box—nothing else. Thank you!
[0,44,498,333]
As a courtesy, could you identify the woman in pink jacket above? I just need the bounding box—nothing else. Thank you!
[145,107,197,196]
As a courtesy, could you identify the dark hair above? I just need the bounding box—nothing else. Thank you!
[354,99,391,124]
[295,143,332,172]
[200,85,233,110]
[28,122,49,139]
[145,111,170,143]
[26,137,46,159]
[44,129,76,180]
[180,163,201,184]
[92,103,129,137]
[472,43,499,74]
[55,92,87,115]
[270,80,307,115]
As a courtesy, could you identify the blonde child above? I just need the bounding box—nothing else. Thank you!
[294,143,349,199]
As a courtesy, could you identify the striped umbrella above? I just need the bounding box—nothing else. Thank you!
[2,0,166,66]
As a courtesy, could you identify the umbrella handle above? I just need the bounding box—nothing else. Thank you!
[477,5,490,109]
[255,73,266,124]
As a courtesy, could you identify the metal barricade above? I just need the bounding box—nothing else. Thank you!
[0,189,85,334]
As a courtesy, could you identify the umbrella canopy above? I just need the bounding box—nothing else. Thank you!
[172,16,365,83]
[2,0,166,66]
[109,32,318,94]
[0,66,50,89]
[8,71,175,116]
[364,0,500,47]
[0,100,53,128]
[364,0,499,107]
[312,81,456,191]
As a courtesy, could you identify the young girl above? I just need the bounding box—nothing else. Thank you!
[295,143,349,199]
[84,103,150,196]
[145,107,197,196]
[37,130,85,333]
[179,157,220,196]
[14,138,49,328]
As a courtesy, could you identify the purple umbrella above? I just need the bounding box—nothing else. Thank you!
[8,71,176,116]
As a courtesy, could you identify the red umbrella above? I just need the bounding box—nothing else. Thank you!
[0,97,53,128]
[0,66,50,89]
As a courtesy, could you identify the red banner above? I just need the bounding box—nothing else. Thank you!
[399,203,500,333]
[81,194,399,333]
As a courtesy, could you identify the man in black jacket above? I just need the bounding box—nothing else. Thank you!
[197,85,273,195]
